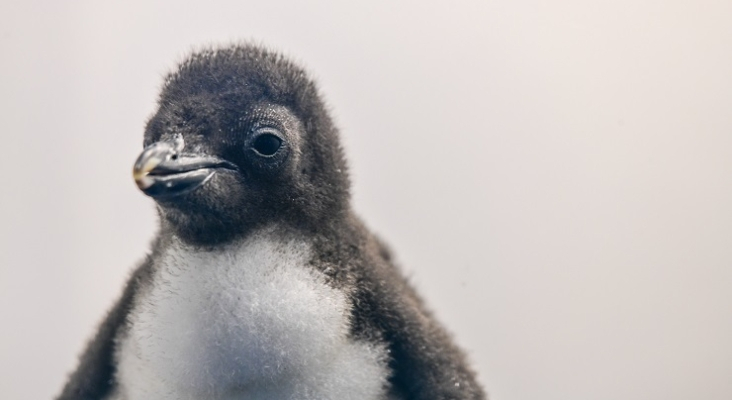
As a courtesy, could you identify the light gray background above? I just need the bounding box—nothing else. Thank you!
[2,1,731,399]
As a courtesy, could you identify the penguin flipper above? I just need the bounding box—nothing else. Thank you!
[384,298,486,400]
[56,257,154,400]
[360,240,486,400]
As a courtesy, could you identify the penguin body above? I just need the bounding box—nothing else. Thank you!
[111,226,390,400]
[58,44,485,400]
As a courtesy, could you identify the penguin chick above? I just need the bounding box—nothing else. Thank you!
[57,43,486,400]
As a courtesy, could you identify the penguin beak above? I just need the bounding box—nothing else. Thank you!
[133,136,238,198]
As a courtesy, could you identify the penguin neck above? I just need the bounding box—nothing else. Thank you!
[155,202,353,248]
[157,221,286,253]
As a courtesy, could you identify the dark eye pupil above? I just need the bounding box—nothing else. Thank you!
[252,134,282,156]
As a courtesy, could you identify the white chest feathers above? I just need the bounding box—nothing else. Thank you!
[111,231,390,400]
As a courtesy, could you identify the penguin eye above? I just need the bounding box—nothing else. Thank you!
[251,132,282,157]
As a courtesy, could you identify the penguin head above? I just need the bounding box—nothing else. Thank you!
[133,45,350,245]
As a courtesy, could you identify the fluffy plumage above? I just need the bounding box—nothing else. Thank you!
[57,43,485,400]
[111,227,390,400]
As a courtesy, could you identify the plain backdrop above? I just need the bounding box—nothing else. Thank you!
[2,1,732,399]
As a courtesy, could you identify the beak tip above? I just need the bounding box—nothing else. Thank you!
[134,174,154,189]
[133,151,166,189]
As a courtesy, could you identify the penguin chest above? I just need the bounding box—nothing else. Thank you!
[112,235,389,400]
